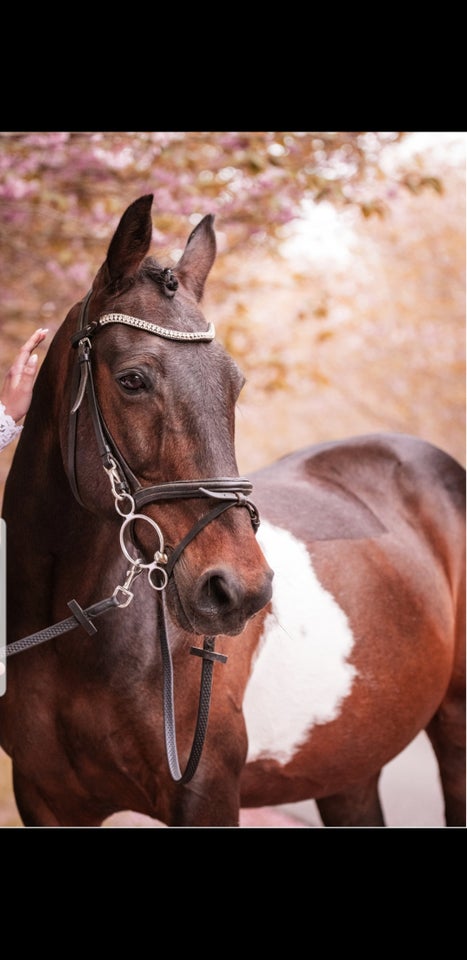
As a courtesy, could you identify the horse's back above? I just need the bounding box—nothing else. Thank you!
[252,432,465,548]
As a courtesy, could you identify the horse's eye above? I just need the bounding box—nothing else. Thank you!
[118,373,146,392]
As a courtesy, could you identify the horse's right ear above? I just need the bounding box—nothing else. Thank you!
[175,214,217,302]
[104,194,154,283]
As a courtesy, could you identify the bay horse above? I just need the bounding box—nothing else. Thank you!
[0,194,465,827]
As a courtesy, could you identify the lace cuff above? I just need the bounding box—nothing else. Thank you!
[0,401,22,452]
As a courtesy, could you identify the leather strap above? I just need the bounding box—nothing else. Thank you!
[158,597,221,783]
[133,478,254,508]
[4,596,120,658]
[165,499,258,578]
[68,290,94,506]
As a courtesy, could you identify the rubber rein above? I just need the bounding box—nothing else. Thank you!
[4,289,261,784]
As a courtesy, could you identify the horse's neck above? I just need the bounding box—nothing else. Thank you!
[7,381,62,500]
[3,334,82,548]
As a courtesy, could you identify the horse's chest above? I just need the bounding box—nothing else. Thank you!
[243,521,358,764]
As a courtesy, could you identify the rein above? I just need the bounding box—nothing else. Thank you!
[5,290,261,785]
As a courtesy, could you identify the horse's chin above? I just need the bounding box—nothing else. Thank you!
[175,603,251,638]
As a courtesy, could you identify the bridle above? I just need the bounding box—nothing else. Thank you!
[6,289,262,784]
[67,289,260,583]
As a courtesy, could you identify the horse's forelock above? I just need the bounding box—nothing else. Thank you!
[140,258,178,298]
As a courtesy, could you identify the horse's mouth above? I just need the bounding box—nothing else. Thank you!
[168,590,246,637]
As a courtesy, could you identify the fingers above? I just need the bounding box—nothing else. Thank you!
[26,328,48,350]
[23,353,39,376]
[1,328,49,422]
[10,328,49,388]
[16,328,48,361]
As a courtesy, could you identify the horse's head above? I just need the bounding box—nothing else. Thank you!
[58,194,273,637]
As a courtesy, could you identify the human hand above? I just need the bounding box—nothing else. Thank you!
[0,328,48,423]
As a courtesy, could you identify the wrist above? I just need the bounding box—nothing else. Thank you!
[0,400,23,450]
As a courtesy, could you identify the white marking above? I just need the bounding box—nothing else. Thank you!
[244,521,358,765]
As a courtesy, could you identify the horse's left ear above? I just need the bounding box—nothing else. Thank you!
[175,215,216,301]
[105,194,154,282]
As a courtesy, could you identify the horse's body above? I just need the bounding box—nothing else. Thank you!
[1,195,465,827]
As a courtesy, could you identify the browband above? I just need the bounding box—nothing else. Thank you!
[98,313,215,342]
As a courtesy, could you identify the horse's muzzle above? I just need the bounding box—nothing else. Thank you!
[174,562,274,637]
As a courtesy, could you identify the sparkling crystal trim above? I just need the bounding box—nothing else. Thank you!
[98,313,215,342]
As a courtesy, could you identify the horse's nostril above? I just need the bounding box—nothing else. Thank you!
[198,569,240,613]
[193,566,272,629]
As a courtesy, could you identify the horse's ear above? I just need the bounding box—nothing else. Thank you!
[175,215,216,301]
[105,194,154,282]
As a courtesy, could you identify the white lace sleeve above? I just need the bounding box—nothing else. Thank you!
[0,401,22,452]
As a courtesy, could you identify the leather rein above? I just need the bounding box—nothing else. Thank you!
[6,290,261,784]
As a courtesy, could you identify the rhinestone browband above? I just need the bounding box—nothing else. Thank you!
[98,313,215,342]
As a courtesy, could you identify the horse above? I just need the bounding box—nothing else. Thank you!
[0,194,465,827]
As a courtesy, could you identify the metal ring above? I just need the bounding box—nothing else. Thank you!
[115,492,136,517]
[147,565,169,591]
[119,513,165,569]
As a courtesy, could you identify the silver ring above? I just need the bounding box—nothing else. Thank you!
[147,565,169,591]
[115,491,136,517]
[119,513,165,568]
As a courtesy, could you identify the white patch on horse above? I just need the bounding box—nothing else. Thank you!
[244,520,358,765]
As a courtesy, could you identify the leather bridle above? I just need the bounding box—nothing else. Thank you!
[5,289,263,785]
[64,289,261,782]
[68,289,259,539]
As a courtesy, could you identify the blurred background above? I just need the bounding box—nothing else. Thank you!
[0,131,465,827]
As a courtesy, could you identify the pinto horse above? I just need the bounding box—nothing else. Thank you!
[0,195,465,827]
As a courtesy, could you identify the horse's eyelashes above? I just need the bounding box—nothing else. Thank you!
[118,372,147,392]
